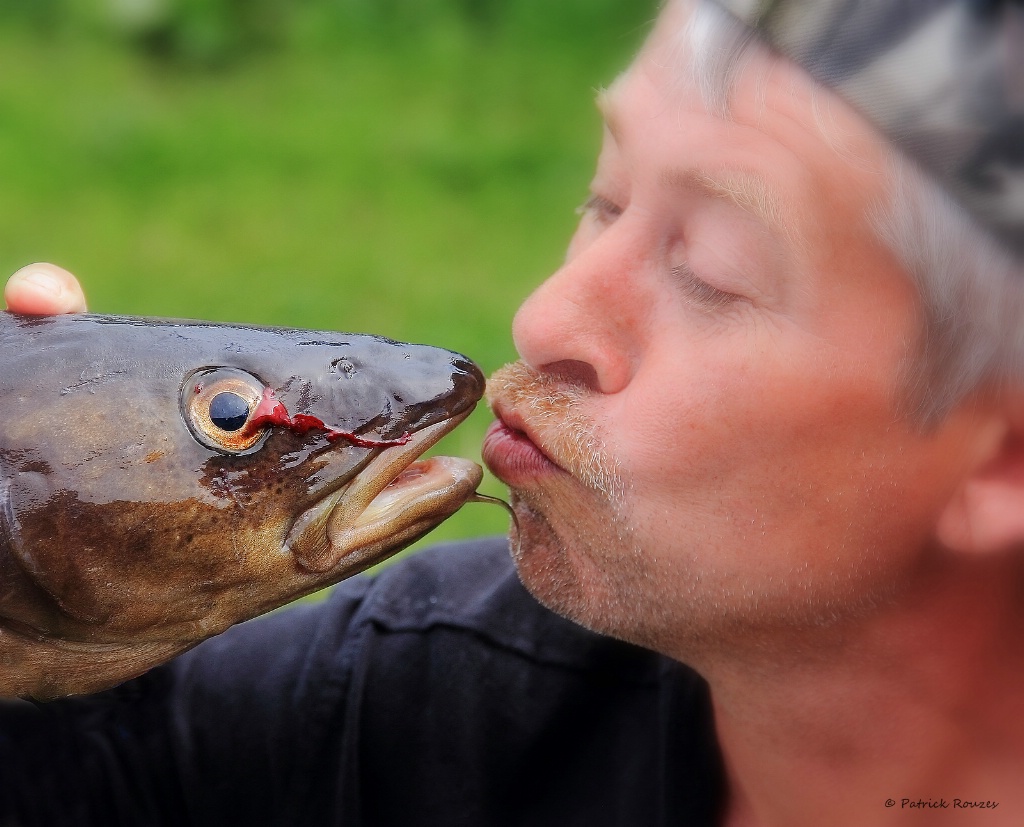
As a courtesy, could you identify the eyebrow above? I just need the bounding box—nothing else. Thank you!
[661,168,790,239]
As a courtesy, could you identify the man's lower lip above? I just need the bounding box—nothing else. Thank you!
[482,419,558,484]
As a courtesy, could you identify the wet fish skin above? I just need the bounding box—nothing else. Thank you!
[0,312,484,699]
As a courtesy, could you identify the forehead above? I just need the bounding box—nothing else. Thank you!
[597,0,895,249]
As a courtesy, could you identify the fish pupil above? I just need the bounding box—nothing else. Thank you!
[209,392,250,432]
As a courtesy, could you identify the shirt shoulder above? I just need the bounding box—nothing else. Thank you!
[357,535,666,679]
[321,537,721,826]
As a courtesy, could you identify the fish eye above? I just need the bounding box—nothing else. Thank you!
[209,392,249,432]
[181,368,269,455]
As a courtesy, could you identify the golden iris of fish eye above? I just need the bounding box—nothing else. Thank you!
[181,368,269,454]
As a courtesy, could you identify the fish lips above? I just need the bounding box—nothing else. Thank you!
[283,409,482,574]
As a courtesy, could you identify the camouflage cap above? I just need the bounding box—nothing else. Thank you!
[712,0,1024,257]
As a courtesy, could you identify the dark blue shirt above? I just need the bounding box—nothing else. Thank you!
[0,537,722,826]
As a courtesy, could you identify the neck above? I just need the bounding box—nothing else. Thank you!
[694,553,1024,827]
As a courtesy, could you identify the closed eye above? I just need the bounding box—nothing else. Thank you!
[672,263,741,311]
[577,193,623,225]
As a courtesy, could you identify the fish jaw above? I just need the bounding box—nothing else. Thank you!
[284,411,482,575]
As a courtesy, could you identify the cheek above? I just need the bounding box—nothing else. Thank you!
[599,323,952,563]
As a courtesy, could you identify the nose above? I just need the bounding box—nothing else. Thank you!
[512,223,644,395]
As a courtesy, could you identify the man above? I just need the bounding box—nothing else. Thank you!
[4,1,1024,824]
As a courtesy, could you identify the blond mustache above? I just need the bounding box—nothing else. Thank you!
[487,361,622,498]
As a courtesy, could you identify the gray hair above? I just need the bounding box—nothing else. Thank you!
[875,160,1024,423]
[667,0,1024,424]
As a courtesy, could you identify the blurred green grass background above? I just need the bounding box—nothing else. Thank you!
[0,0,655,570]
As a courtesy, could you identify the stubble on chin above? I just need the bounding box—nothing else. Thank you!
[487,361,724,661]
[486,362,638,622]
[508,483,699,659]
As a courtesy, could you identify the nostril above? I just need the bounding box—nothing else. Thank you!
[540,360,602,393]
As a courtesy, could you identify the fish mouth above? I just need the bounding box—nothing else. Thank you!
[284,410,482,574]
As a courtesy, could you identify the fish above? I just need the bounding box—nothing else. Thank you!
[0,312,485,699]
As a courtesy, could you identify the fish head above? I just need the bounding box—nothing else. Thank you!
[0,314,484,695]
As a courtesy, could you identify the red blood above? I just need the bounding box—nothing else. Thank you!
[246,388,411,448]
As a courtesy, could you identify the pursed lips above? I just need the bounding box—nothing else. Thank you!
[484,401,572,481]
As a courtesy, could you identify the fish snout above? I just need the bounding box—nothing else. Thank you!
[447,353,487,415]
[282,347,486,576]
[375,343,486,436]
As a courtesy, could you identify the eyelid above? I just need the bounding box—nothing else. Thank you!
[671,263,742,311]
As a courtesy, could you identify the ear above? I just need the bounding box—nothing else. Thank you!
[936,391,1024,555]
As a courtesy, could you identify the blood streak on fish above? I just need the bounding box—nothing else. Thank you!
[246,387,412,448]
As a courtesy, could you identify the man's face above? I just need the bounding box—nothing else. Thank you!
[484,2,984,663]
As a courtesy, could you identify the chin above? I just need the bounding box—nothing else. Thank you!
[506,487,686,657]
[507,493,591,618]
